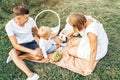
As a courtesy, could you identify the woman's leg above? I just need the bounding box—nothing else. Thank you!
[9,48,34,77]
[68,46,78,58]
[67,37,81,47]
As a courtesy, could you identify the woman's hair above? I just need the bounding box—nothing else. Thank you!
[39,26,52,38]
[68,13,87,31]
[13,6,29,16]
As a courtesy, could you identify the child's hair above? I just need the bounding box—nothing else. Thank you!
[39,26,52,38]
[68,13,87,31]
[13,6,29,16]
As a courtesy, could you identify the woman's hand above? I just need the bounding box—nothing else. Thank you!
[67,32,74,39]
[82,68,92,76]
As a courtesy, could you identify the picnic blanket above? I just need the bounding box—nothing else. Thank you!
[32,47,98,76]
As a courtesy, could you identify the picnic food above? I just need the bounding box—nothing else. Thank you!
[51,51,62,62]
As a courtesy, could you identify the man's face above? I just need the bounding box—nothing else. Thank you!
[19,14,29,23]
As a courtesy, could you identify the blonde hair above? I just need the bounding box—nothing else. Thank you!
[68,13,87,31]
[39,26,52,38]
[13,6,29,16]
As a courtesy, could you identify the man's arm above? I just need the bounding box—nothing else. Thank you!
[32,26,40,38]
[32,26,40,44]
[8,35,37,55]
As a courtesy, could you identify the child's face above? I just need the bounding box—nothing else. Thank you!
[43,31,52,39]
[38,27,52,39]
[47,31,52,37]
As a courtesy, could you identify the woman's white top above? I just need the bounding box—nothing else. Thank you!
[77,16,109,60]
[5,17,36,44]
[39,38,55,58]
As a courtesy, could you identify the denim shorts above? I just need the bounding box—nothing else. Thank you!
[19,40,39,55]
[47,44,57,54]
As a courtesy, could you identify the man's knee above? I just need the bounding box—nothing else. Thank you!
[35,48,43,57]
[35,56,43,61]
[9,49,19,58]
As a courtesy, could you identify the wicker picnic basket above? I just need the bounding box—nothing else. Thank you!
[35,10,60,37]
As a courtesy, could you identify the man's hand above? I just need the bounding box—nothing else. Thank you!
[30,50,38,56]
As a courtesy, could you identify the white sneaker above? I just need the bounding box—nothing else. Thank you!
[6,56,12,63]
[26,73,39,80]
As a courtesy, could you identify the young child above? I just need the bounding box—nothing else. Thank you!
[38,26,65,61]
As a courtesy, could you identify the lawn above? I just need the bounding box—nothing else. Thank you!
[0,0,120,80]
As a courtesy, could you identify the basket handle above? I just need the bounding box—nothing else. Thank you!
[35,10,60,28]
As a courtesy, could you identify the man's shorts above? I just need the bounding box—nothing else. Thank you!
[19,40,39,55]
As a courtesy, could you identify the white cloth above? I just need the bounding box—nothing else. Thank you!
[77,16,109,60]
[59,16,73,41]
[63,13,74,35]
[39,38,56,58]
[5,17,36,44]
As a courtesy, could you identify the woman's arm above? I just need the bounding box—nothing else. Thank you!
[8,35,38,55]
[87,32,97,70]
[82,32,97,76]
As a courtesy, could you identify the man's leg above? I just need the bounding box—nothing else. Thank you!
[9,49,34,77]
[19,48,43,61]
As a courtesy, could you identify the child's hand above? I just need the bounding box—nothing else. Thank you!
[43,57,50,62]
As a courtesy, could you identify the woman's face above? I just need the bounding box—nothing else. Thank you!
[68,22,80,33]
[73,27,79,33]
[19,14,29,23]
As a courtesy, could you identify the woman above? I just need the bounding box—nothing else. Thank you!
[66,13,109,76]
[5,6,43,80]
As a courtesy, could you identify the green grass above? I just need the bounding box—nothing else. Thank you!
[0,0,120,80]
